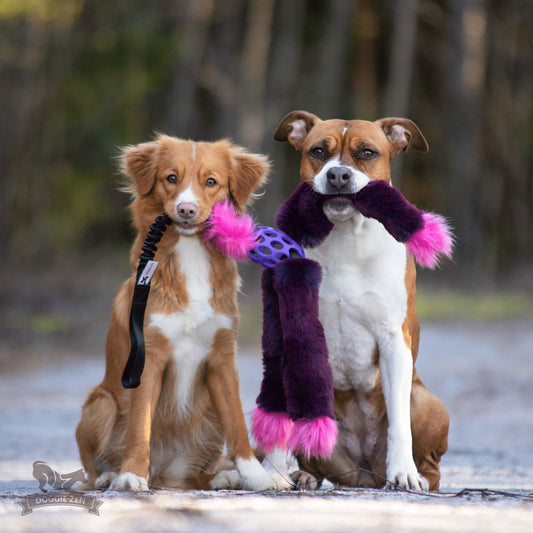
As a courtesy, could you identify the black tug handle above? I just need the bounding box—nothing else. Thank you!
[122,214,172,389]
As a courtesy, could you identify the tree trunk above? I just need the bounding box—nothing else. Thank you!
[237,0,275,152]
[383,0,420,188]
[165,0,214,137]
[444,0,487,271]
[312,0,356,118]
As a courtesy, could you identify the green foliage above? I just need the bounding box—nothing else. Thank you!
[0,0,181,258]
[416,290,533,322]
[0,0,82,20]
[0,0,531,280]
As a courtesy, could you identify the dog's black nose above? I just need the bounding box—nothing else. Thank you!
[326,167,352,189]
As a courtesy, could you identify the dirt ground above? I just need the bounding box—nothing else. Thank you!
[1,320,533,532]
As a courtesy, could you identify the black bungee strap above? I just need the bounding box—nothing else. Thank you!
[121,213,173,388]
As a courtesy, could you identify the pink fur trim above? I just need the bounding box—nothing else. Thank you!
[250,408,294,453]
[203,200,258,261]
[288,416,338,460]
[406,212,454,269]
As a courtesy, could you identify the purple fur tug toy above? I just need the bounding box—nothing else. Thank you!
[204,180,453,460]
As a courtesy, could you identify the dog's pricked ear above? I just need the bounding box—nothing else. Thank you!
[274,110,321,150]
[229,147,270,209]
[376,118,429,154]
[121,141,159,196]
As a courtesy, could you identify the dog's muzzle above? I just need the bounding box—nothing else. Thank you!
[326,166,353,191]
[313,162,370,198]
[323,197,355,222]
[320,165,364,195]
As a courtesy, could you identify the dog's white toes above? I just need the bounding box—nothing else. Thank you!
[242,471,292,491]
[235,458,293,491]
[409,474,429,491]
[266,472,293,490]
[210,466,292,491]
[94,471,117,490]
[385,471,429,491]
[210,470,242,490]
[109,472,148,492]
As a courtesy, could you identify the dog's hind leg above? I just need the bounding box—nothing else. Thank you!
[206,328,292,490]
[76,385,118,489]
[410,376,449,491]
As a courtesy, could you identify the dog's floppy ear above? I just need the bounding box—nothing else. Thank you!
[375,117,429,154]
[274,110,321,150]
[120,140,159,196]
[228,146,270,209]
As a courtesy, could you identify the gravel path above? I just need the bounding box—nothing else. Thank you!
[1,321,533,532]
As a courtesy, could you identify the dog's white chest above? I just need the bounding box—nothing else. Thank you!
[306,215,409,392]
[150,237,233,416]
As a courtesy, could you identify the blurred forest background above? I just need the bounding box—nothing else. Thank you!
[1,0,533,354]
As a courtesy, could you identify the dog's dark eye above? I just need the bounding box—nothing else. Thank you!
[310,147,325,159]
[205,177,217,187]
[357,148,377,160]
[167,174,177,184]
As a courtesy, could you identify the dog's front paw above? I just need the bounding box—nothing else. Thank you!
[210,469,242,490]
[385,466,428,491]
[109,472,149,492]
[94,471,118,490]
[210,466,292,491]
[291,470,321,490]
[263,471,293,491]
[235,458,292,491]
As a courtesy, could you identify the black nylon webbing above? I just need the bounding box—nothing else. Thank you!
[121,214,172,388]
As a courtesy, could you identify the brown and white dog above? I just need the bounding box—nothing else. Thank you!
[269,111,449,491]
[76,134,290,491]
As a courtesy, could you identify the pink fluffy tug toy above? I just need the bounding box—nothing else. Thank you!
[204,181,453,460]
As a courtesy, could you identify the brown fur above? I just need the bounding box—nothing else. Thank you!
[76,135,268,490]
[275,111,448,491]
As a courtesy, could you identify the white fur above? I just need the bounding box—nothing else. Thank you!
[234,458,292,491]
[94,471,117,489]
[306,209,422,489]
[149,439,190,482]
[312,158,370,195]
[210,457,292,490]
[210,469,241,489]
[261,447,296,480]
[109,472,148,492]
[150,236,233,418]
[164,453,190,481]
[174,185,202,235]
[176,185,198,206]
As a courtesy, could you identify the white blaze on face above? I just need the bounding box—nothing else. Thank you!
[176,185,198,206]
[312,156,370,195]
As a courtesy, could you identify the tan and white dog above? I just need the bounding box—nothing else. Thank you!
[270,111,449,491]
[76,134,290,491]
